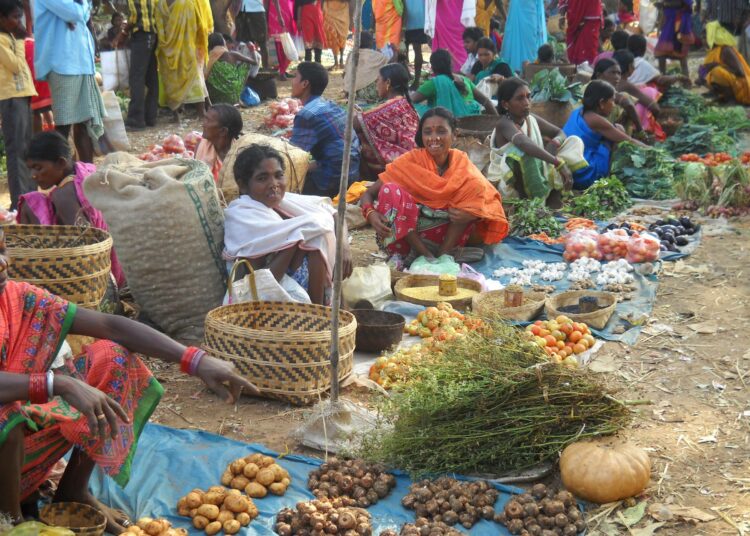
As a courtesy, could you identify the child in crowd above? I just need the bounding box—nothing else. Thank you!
[0,0,36,210]
[24,36,54,133]
[460,26,484,75]
[537,43,555,64]
[600,19,616,52]
[290,61,360,198]
[594,29,630,65]
[99,11,129,51]
[489,17,504,52]
[18,131,126,287]
[617,0,636,27]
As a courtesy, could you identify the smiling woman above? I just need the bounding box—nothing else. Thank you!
[359,107,508,265]
[222,144,353,305]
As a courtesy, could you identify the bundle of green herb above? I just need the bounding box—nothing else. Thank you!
[565,175,633,218]
[659,87,706,117]
[507,198,563,237]
[691,106,750,132]
[610,143,676,200]
[661,123,735,158]
[358,322,631,476]
[529,69,583,104]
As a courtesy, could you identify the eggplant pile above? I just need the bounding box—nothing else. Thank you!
[647,216,699,253]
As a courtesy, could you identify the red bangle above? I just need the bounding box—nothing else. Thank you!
[361,203,374,219]
[180,346,205,376]
[29,373,48,404]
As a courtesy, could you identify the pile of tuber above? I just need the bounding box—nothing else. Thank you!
[274,498,372,536]
[400,478,499,529]
[120,518,187,536]
[495,484,585,536]
[307,457,396,507]
[176,486,259,535]
[222,453,292,498]
[380,518,464,536]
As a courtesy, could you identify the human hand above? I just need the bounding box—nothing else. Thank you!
[341,242,354,279]
[55,375,130,440]
[367,211,392,237]
[448,207,476,224]
[195,355,259,403]
[560,166,574,190]
[647,101,662,116]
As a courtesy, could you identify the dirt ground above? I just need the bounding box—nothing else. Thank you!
[3,60,748,534]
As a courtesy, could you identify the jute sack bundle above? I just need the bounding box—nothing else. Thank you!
[219,133,310,204]
[84,153,225,342]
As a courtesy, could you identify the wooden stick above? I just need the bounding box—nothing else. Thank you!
[329,0,363,403]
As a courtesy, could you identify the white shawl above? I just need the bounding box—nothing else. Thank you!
[223,193,337,281]
[629,57,660,85]
[425,0,476,38]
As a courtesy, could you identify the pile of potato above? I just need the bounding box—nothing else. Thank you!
[176,486,259,535]
[380,519,464,536]
[221,454,292,498]
[121,518,187,536]
[307,457,396,508]
[274,498,372,536]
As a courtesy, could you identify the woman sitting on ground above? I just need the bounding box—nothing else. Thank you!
[0,231,255,532]
[18,132,126,289]
[487,78,576,207]
[612,50,665,140]
[205,33,260,105]
[360,107,508,264]
[701,21,750,104]
[563,80,646,190]
[344,31,389,105]
[411,49,498,118]
[354,63,419,181]
[590,59,644,137]
[470,37,512,83]
[195,104,244,182]
[223,144,353,305]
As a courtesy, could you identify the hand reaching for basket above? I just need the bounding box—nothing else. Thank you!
[194,356,260,403]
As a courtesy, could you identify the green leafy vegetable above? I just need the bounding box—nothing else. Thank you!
[506,198,563,237]
[564,175,633,219]
[659,87,706,116]
[611,142,676,200]
[529,68,582,104]
[691,106,750,132]
[661,124,735,158]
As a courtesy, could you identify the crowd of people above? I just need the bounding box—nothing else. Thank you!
[1,0,749,530]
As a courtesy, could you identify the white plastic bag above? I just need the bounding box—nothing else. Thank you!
[224,259,311,304]
[279,32,299,62]
[341,263,392,308]
[101,50,130,91]
[99,90,130,153]
[476,77,499,100]
[639,0,658,35]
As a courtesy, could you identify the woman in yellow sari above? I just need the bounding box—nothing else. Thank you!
[703,21,750,105]
[323,0,350,69]
[155,0,212,116]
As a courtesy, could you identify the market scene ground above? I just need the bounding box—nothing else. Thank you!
[1,0,750,536]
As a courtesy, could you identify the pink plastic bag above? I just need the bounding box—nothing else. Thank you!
[597,229,630,261]
[626,232,661,263]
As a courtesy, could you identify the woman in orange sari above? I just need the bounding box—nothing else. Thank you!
[0,235,255,532]
[360,107,508,264]
[323,0,350,69]
[373,0,403,53]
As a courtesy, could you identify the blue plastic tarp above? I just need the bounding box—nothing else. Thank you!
[90,424,523,536]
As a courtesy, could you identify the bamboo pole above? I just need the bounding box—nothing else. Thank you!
[329,0,362,403]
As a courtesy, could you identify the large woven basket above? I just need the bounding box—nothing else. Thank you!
[394,274,482,310]
[203,302,357,405]
[5,225,112,309]
[455,115,499,139]
[545,290,617,330]
[472,290,547,322]
[529,101,574,128]
[40,502,106,536]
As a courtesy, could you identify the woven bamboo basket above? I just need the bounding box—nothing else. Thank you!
[394,274,482,310]
[40,502,106,536]
[472,290,547,322]
[351,309,405,353]
[529,101,574,128]
[5,225,112,309]
[203,302,357,405]
[545,290,617,330]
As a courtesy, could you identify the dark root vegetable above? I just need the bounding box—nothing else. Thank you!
[532,484,547,499]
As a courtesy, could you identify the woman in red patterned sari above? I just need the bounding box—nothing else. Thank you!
[354,64,419,181]
[560,0,603,66]
[0,233,256,532]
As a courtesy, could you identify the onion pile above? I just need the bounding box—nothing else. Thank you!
[400,478,499,529]
[380,519,464,536]
[307,458,396,507]
[274,498,372,536]
[496,484,585,536]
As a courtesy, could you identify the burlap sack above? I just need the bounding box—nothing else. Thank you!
[219,133,310,204]
[84,153,225,342]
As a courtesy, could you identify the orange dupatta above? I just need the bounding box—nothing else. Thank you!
[379,148,509,244]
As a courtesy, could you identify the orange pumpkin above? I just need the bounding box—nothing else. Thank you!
[560,439,651,504]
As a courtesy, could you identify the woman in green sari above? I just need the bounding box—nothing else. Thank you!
[410,49,498,118]
[205,33,260,105]
[472,37,513,83]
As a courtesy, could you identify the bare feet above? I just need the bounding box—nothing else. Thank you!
[53,492,130,534]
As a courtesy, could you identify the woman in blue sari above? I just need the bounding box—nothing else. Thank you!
[411,49,498,118]
[501,0,547,73]
[563,80,645,190]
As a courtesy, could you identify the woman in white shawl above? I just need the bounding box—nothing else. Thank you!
[223,144,353,305]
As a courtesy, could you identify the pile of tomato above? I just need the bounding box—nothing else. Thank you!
[405,302,487,343]
[679,152,733,167]
[368,345,425,390]
[524,316,596,367]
